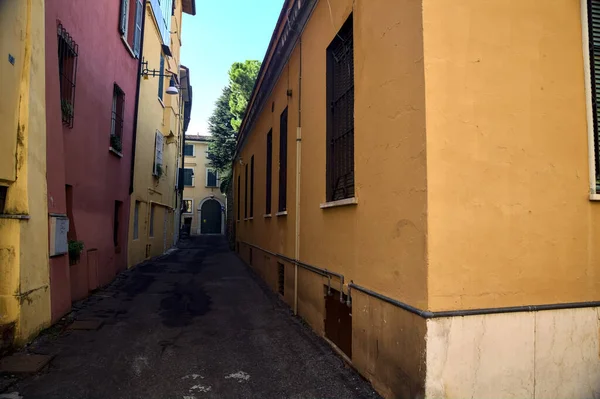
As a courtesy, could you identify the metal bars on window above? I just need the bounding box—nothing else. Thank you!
[266,130,273,214]
[588,0,600,188]
[326,15,354,202]
[111,85,125,137]
[244,164,249,219]
[279,108,288,212]
[250,155,255,218]
[57,24,78,128]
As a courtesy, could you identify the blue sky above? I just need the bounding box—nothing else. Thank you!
[181,1,283,136]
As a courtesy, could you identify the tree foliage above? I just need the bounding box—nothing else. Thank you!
[207,86,236,172]
[206,60,261,193]
[228,60,261,132]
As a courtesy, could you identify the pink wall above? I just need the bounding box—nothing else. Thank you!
[45,0,138,321]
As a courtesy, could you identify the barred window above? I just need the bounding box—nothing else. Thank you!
[250,155,255,218]
[110,85,125,153]
[158,54,165,101]
[237,175,241,221]
[326,15,354,202]
[278,108,288,212]
[588,0,600,190]
[244,163,249,219]
[266,130,273,214]
[57,24,78,128]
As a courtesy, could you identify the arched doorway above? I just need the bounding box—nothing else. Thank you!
[199,198,223,234]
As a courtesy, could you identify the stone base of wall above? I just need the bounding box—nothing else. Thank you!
[237,242,600,399]
[425,307,600,398]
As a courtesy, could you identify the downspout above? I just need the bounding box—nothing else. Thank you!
[129,0,147,194]
[294,38,302,315]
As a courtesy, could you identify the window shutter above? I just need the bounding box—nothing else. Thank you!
[133,0,143,56]
[119,0,129,35]
[154,131,164,175]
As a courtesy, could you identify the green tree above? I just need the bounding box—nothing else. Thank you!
[228,60,261,132]
[207,87,236,192]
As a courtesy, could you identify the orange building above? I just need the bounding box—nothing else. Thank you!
[233,0,600,397]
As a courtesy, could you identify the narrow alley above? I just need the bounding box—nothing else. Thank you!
[1,236,379,399]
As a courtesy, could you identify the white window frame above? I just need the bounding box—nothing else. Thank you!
[184,143,195,157]
[184,167,195,187]
[119,0,143,57]
[582,0,600,200]
[206,168,219,188]
[182,198,193,214]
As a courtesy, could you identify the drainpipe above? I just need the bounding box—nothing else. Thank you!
[294,38,302,315]
[129,0,147,194]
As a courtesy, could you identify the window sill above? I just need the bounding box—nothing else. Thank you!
[120,36,137,58]
[276,211,288,217]
[263,214,272,218]
[590,192,600,201]
[206,186,219,189]
[248,217,254,221]
[158,98,165,108]
[320,197,358,209]
[109,147,123,157]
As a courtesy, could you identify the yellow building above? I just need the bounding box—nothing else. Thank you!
[234,0,600,397]
[182,135,226,235]
[0,0,51,348]
[127,0,195,267]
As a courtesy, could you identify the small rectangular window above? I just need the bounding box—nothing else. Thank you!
[278,262,285,296]
[133,201,140,239]
[244,163,249,219]
[183,168,194,186]
[250,155,254,218]
[158,54,165,101]
[57,24,78,128]
[149,205,155,237]
[183,199,193,214]
[113,200,122,247]
[184,144,194,156]
[237,175,241,221]
[266,130,273,214]
[0,186,7,214]
[326,14,355,202]
[206,169,218,187]
[110,85,125,152]
[279,108,288,212]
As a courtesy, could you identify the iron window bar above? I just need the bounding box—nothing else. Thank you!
[587,0,600,190]
[57,24,78,128]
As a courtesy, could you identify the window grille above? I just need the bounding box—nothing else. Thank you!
[279,108,288,212]
[266,130,273,214]
[588,0,600,188]
[57,24,78,128]
[326,15,355,201]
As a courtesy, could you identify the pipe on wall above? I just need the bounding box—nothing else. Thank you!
[293,38,302,315]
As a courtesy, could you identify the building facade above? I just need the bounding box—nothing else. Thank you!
[44,0,141,321]
[182,135,226,235]
[233,0,600,397]
[0,0,50,349]
[127,0,195,267]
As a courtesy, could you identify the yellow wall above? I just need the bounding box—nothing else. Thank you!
[235,0,428,311]
[423,0,600,310]
[234,0,428,396]
[182,138,226,234]
[0,0,51,345]
[128,0,186,267]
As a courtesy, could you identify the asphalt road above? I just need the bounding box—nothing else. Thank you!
[2,235,380,399]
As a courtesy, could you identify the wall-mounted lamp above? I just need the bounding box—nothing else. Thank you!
[141,60,179,96]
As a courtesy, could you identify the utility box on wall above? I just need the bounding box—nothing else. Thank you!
[49,216,69,256]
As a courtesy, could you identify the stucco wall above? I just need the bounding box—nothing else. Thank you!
[182,139,226,234]
[423,0,600,310]
[234,0,428,396]
[128,1,185,267]
[45,0,139,318]
[0,0,51,345]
